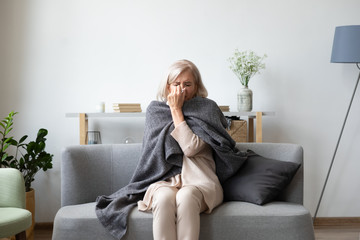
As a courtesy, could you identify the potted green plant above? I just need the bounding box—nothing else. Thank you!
[1,111,53,190]
[228,49,267,111]
[0,111,53,240]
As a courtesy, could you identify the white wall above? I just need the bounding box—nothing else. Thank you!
[1,0,360,222]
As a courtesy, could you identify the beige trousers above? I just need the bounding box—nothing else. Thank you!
[152,185,207,240]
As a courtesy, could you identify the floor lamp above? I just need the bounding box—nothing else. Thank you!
[314,25,360,221]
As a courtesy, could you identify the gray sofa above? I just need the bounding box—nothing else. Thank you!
[52,143,315,240]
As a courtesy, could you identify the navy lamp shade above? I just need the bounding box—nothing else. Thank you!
[331,25,360,63]
[314,25,360,222]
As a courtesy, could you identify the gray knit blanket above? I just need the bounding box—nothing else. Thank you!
[95,97,248,239]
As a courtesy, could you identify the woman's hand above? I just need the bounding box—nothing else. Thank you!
[167,85,186,110]
[167,85,185,127]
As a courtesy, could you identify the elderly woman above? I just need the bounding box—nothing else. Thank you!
[96,60,247,240]
[138,60,223,240]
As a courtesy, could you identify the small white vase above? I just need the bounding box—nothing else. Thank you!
[237,86,253,112]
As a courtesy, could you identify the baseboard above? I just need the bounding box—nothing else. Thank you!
[34,222,53,230]
[313,217,360,227]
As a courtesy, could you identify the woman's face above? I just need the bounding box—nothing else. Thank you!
[167,70,198,101]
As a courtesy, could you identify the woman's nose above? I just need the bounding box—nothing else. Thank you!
[180,83,187,90]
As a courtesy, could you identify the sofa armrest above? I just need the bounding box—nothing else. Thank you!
[236,143,304,204]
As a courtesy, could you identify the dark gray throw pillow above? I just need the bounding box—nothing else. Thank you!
[223,150,301,205]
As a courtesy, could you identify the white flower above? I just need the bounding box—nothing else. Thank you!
[228,49,267,87]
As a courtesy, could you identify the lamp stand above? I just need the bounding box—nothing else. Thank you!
[314,65,360,222]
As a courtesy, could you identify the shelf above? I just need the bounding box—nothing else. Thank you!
[66,112,146,118]
[66,111,274,118]
[66,111,275,145]
[223,111,275,117]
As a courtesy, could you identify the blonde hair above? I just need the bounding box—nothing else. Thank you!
[157,59,208,101]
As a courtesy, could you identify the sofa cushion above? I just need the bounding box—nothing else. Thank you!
[52,201,314,240]
[223,150,300,205]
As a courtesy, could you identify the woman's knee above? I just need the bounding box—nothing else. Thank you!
[176,186,203,211]
[152,187,177,211]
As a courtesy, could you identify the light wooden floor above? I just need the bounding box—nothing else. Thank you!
[30,226,360,240]
[315,226,360,240]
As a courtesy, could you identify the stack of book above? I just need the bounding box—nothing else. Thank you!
[113,103,142,112]
[219,105,230,112]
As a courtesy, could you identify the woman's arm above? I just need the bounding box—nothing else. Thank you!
[167,85,208,157]
[171,121,208,157]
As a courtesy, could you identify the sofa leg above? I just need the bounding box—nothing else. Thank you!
[15,231,27,240]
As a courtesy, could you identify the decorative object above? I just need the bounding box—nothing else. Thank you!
[95,102,105,113]
[124,137,134,144]
[225,117,247,142]
[228,49,267,111]
[223,150,300,205]
[9,130,53,192]
[218,105,230,112]
[112,103,142,112]
[237,86,253,111]
[314,25,360,221]
[86,131,102,144]
[0,112,53,191]
[0,111,53,240]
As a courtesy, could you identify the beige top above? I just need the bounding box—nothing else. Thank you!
[138,121,223,213]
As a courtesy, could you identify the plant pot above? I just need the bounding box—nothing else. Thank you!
[26,188,35,240]
[237,86,253,112]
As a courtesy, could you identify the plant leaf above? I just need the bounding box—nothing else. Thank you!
[3,143,11,151]
[27,142,36,152]
[37,142,46,153]
[4,137,13,143]
[19,135,28,144]
[36,129,48,142]
[5,127,13,135]
[1,153,8,161]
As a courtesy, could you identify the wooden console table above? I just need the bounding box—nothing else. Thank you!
[66,111,275,145]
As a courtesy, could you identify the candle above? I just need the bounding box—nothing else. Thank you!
[95,102,105,113]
